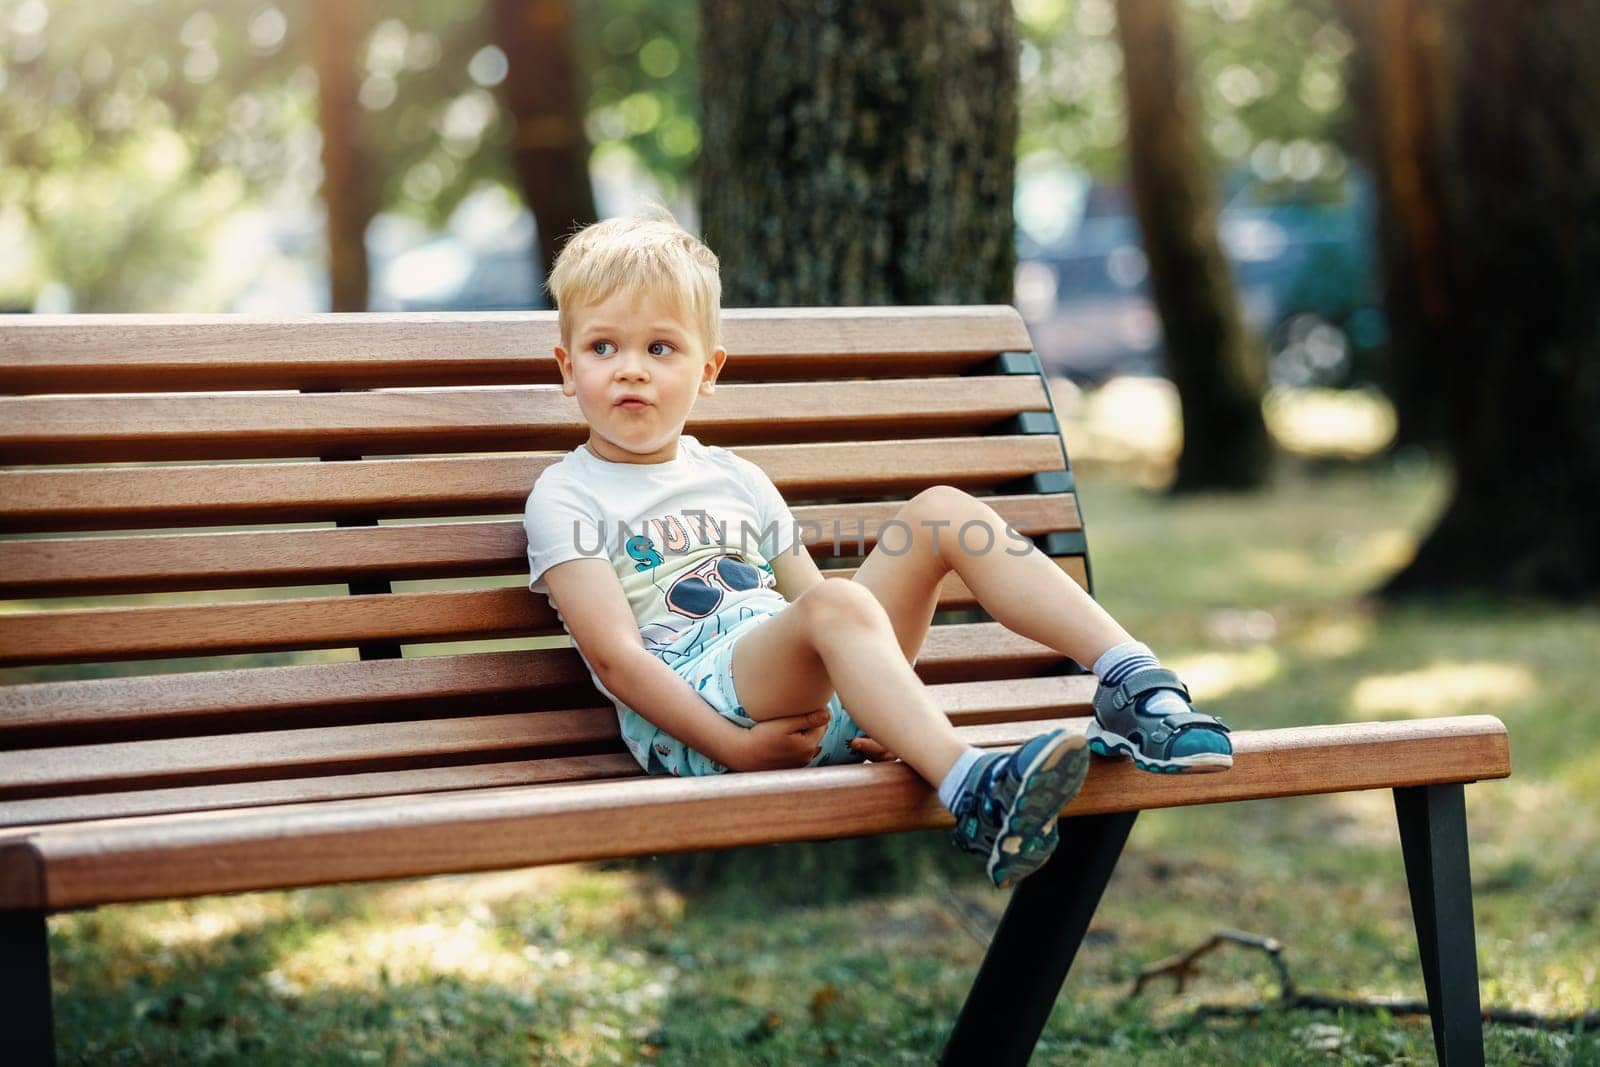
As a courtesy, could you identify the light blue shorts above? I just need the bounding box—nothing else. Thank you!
[619,598,870,777]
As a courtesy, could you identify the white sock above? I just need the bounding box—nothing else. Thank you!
[1093,640,1188,716]
[937,746,986,814]
[1093,640,1159,685]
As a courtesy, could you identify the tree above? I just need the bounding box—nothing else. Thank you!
[1345,0,1600,599]
[311,0,376,312]
[1114,0,1272,491]
[1336,0,1453,450]
[698,0,1017,307]
[667,0,1019,902]
[490,0,596,273]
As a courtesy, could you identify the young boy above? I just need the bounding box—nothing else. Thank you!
[524,207,1232,890]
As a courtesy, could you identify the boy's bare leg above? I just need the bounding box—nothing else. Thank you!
[855,485,1133,669]
[731,485,1137,786]
[728,581,970,786]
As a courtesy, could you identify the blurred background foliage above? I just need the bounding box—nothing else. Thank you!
[0,0,1352,314]
[1017,0,1351,189]
[0,0,699,311]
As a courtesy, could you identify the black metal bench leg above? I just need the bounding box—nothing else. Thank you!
[1395,784,1484,1067]
[941,810,1137,1066]
[1,910,56,1066]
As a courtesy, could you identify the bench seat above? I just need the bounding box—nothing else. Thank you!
[2,715,1508,913]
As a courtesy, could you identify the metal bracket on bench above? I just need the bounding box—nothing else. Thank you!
[1025,349,1097,599]
[976,355,1058,436]
[965,350,1043,377]
[305,385,402,661]
[995,410,1061,437]
[1028,469,1077,495]
[1037,531,1088,558]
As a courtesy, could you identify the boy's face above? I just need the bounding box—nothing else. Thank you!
[553,289,727,464]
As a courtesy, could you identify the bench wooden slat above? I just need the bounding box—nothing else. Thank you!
[1,494,1080,596]
[0,563,1088,668]
[0,716,1512,911]
[0,676,1096,805]
[0,587,542,668]
[0,710,622,798]
[0,435,1065,533]
[0,377,1048,463]
[0,754,647,828]
[0,307,1034,392]
[0,624,1080,745]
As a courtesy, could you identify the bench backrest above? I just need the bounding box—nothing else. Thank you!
[0,307,1091,830]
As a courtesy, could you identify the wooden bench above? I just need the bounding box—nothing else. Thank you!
[0,307,1509,1066]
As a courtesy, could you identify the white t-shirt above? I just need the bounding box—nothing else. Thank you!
[524,433,800,688]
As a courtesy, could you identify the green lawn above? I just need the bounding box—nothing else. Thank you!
[49,458,1600,1065]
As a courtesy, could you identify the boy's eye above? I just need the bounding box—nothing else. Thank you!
[592,341,616,356]
[649,341,674,356]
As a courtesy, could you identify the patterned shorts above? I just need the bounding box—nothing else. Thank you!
[619,598,871,777]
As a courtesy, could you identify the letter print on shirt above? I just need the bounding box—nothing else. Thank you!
[626,508,781,663]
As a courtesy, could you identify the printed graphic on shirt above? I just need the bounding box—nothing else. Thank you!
[604,506,785,658]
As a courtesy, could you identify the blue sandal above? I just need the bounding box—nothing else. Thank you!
[1086,667,1232,774]
[949,729,1091,889]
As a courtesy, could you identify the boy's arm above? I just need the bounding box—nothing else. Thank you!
[598,647,754,764]
[541,558,755,767]
[769,541,826,601]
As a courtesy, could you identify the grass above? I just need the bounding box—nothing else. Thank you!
[47,456,1600,1065]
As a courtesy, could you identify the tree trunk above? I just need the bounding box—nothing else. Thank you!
[1379,0,1600,599]
[311,0,375,313]
[671,0,1018,903]
[699,0,1017,307]
[1114,0,1271,492]
[490,0,597,277]
[1338,0,1457,450]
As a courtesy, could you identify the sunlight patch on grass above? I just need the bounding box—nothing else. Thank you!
[365,866,598,915]
[138,896,291,950]
[269,912,531,991]
[1167,645,1283,702]
[263,904,679,1028]
[1290,615,1375,661]
[1262,386,1396,458]
[1240,528,1413,594]
[1359,528,1418,574]
[1349,661,1538,718]
[1243,547,1322,587]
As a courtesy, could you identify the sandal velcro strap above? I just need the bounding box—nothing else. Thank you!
[1146,710,1231,746]
[1107,667,1192,711]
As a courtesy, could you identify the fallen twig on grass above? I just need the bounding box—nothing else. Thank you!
[921,888,1599,1038]
[1127,929,1600,1036]
[1131,928,1293,997]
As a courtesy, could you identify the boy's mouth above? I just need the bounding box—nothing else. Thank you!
[614,395,651,409]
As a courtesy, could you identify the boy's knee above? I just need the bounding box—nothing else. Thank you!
[797,579,886,633]
[904,484,973,521]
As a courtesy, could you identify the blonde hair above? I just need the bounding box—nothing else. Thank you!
[546,202,722,354]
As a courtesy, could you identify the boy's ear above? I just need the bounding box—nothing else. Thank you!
[553,345,577,396]
[701,346,728,394]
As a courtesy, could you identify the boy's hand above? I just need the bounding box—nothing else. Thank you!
[847,736,899,762]
[722,707,832,771]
